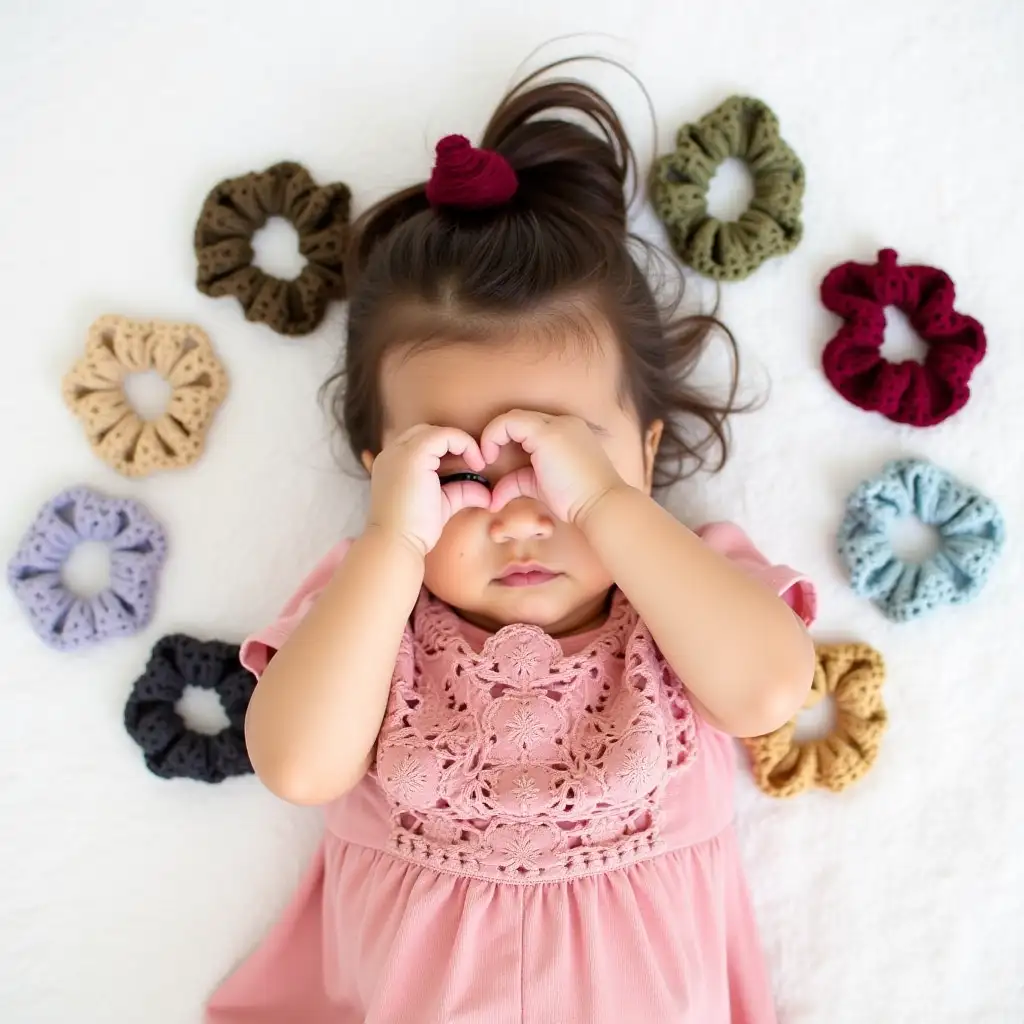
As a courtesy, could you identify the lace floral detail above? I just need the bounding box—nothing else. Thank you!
[377,590,699,880]
[379,748,437,804]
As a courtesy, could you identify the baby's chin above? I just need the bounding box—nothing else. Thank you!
[467,578,610,637]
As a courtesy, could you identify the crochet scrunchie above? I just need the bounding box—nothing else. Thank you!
[194,161,351,336]
[650,96,804,281]
[62,314,228,477]
[8,487,166,650]
[124,634,255,783]
[838,458,1004,622]
[744,642,887,798]
[821,249,987,426]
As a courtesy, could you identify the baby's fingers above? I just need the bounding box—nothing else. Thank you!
[409,426,486,472]
[489,467,542,513]
[480,410,548,464]
[441,479,492,518]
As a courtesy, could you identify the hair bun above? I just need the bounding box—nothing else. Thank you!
[426,135,519,210]
[481,78,632,236]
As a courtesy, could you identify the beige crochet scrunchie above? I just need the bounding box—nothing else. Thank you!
[63,314,228,477]
[743,642,887,797]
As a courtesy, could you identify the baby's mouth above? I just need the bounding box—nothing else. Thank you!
[494,563,563,588]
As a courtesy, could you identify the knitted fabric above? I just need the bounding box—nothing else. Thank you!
[195,162,350,336]
[62,314,228,477]
[744,642,887,798]
[838,458,1004,622]
[426,135,518,209]
[821,249,987,426]
[8,486,166,651]
[124,634,255,783]
[649,96,804,281]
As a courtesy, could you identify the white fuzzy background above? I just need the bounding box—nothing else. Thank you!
[1,1,1021,1021]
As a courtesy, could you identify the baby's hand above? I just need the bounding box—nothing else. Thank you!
[480,410,625,523]
[367,425,490,556]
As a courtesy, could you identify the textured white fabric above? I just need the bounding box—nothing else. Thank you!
[1,1,1021,1021]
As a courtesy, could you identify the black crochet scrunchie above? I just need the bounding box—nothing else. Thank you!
[124,633,255,783]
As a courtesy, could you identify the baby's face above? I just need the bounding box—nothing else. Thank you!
[374,327,660,636]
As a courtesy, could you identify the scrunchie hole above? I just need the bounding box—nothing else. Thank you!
[123,370,173,421]
[793,694,836,743]
[251,216,308,281]
[60,540,111,598]
[175,685,232,735]
[880,307,929,364]
[705,157,755,222]
[887,516,940,563]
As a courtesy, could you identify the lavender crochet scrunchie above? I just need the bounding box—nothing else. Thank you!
[8,486,167,650]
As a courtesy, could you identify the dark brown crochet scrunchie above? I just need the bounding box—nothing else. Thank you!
[194,162,351,336]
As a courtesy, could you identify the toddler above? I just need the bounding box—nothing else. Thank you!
[206,70,816,1024]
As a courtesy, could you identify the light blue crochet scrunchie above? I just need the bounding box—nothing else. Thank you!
[838,458,1004,622]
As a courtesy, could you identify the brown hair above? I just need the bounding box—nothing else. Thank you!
[324,67,743,488]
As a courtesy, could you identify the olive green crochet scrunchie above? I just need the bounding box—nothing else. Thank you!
[650,96,805,281]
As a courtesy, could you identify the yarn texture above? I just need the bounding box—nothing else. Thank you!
[821,248,987,426]
[8,486,167,651]
[426,135,518,209]
[744,643,887,798]
[63,314,228,477]
[195,161,350,336]
[649,96,804,281]
[124,634,255,783]
[838,458,1004,622]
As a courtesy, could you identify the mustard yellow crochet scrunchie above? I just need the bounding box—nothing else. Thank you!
[650,96,804,281]
[63,314,228,477]
[743,642,887,797]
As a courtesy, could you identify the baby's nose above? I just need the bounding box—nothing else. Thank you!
[489,498,555,543]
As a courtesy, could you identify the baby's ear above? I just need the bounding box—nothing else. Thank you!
[643,420,664,492]
[360,451,375,475]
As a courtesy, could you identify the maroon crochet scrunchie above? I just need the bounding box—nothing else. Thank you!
[820,248,986,426]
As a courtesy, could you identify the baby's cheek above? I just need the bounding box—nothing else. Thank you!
[424,510,490,600]
[564,525,614,586]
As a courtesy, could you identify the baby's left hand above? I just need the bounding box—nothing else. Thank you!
[480,410,625,524]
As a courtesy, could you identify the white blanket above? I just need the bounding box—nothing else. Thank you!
[1,1,1021,1020]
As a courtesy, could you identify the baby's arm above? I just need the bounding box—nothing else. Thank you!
[580,487,815,738]
[245,424,489,806]
[245,528,424,804]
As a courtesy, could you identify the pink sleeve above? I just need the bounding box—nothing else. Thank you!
[695,522,816,625]
[240,540,353,678]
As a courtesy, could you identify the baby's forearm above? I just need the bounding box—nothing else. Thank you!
[245,527,424,804]
[580,486,814,737]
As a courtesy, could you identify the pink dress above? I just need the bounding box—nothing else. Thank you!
[206,523,815,1024]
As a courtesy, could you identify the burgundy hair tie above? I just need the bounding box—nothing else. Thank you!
[425,134,518,210]
[820,248,987,427]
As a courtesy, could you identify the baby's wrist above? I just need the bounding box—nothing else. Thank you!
[361,522,429,568]
[574,481,637,536]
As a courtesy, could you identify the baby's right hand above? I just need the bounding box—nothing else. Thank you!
[366,425,491,556]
